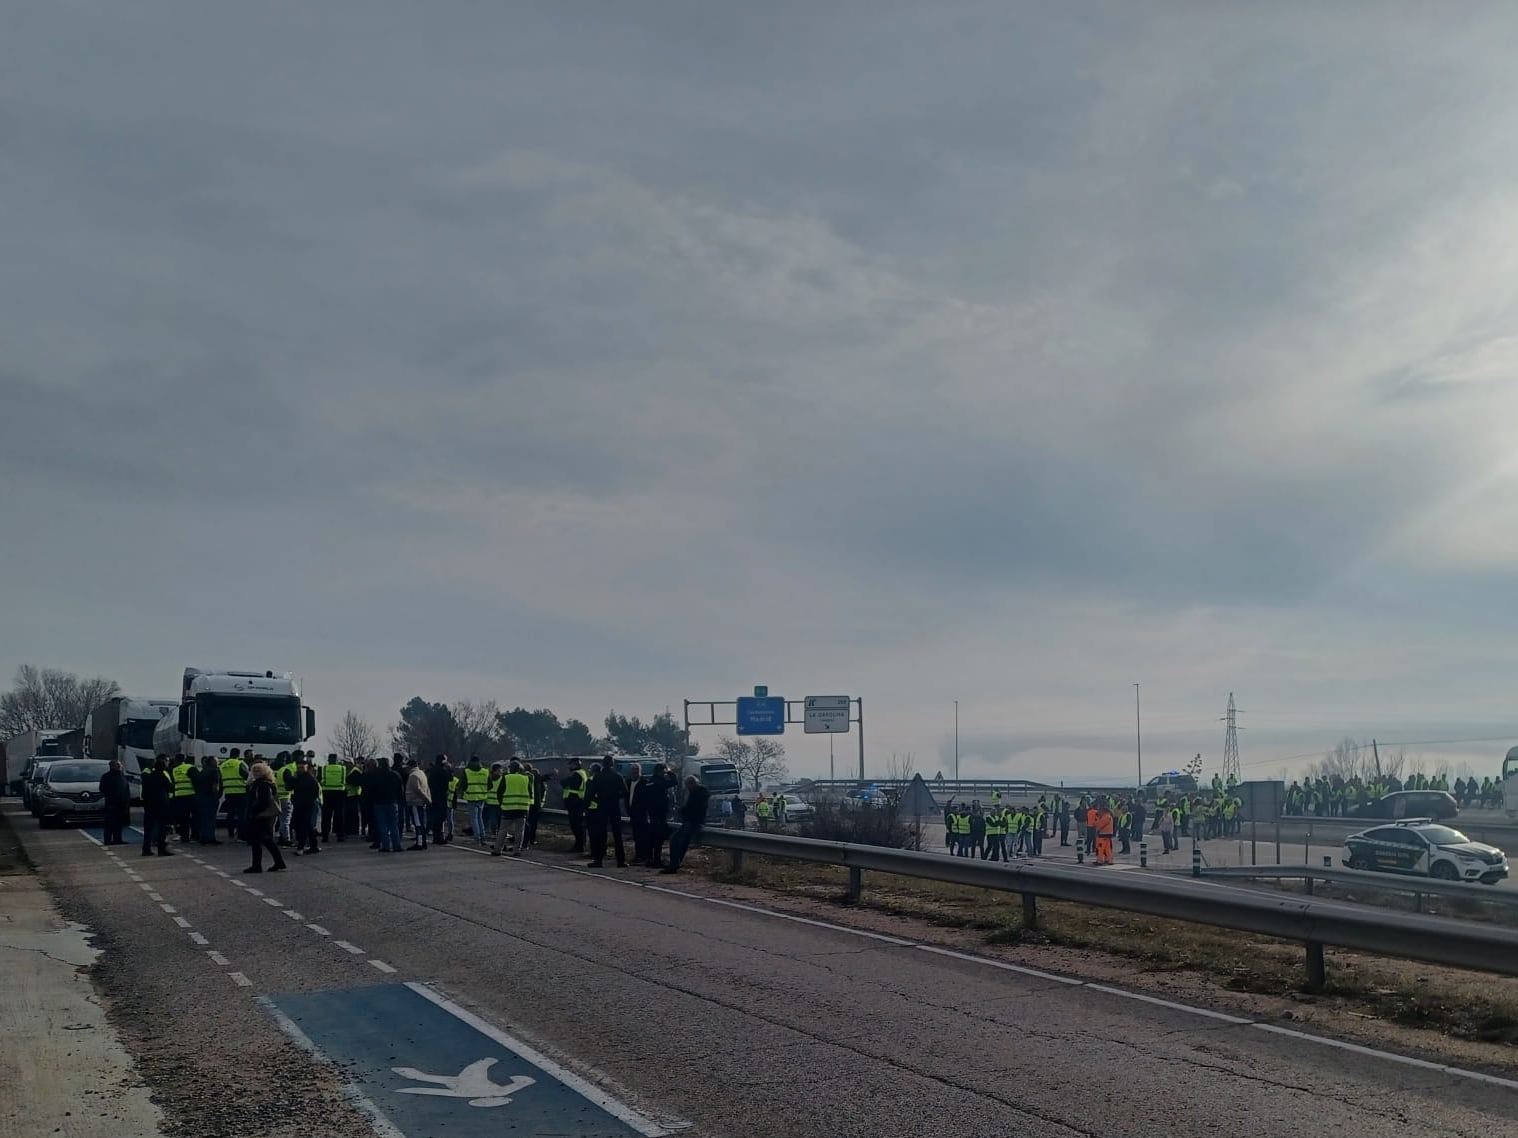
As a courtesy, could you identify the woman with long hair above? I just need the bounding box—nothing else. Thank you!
[246,762,288,873]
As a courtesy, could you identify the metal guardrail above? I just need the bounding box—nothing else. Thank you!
[1198,862,1518,910]
[537,808,1518,990]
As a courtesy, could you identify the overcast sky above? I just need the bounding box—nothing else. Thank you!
[5,3,1518,782]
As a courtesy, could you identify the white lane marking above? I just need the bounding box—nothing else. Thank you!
[262,897,282,907]
[244,887,264,896]
[173,917,191,929]
[368,959,397,974]
[160,903,176,914]
[147,892,164,902]
[283,910,304,921]
[189,932,209,946]
[254,996,407,1138]
[207,951,230,966]
[215,870,230,878]
[446,844,1518,1092]
[305,924,330,937]
[202,864,219,872]
[334,940,365,955]
[138,883,154,892]
[124,872,141,880]
[916,945,1084,987]
[228,972,252,988]
[1086,983,1253,1022]
[1253,1024,1518,1091]
[79,831,103,848]
[701,895,918,946]
[406,983,683,1136]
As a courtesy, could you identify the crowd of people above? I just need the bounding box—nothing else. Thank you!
[117,750,715,876]
[1285,771,1504,815]
[941,786,1248,865]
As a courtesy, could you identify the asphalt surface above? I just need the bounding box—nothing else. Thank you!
[8,804,1518,1138]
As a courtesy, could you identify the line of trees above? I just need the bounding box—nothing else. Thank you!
[712,735,788,790]
[327,700,700,770]
[0,665,120,738]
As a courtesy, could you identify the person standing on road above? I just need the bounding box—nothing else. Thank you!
[320,755,348,843]
[1084,803,1099,856]
[461,756,491,846]
[272,751,297,846]
[662,775,711,874]
[404,760,432,850]
[1158,803,1175,853]
[366,757,403,853]
[626,763,649,862]
[586,755,629,868]
[524,762,546,849]
[1129,801,1146,851]
[194,756,223,845]
[1058,799,1071,847]
[245,762,287,873]
[140,755,173,857]
[426,755,453,846]
[220,749,248,841]
[290,757,322,855]
[561,758,590,853]
[169,753,196,843]
[345,757,366,839]
[491,760,533,857]
[643,763,677,868]
[1094,802,1115,865]
[100,759,131,846]
[730,793,746,830]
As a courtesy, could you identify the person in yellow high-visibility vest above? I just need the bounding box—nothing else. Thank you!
[320,755,349,842]
[755,795,773,832]
[462,756,492,846]
[491,761,534,857]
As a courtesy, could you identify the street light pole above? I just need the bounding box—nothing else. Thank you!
[954,700,960,783]
[1134,683,1143,789]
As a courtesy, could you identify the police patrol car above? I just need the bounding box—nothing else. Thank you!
[1342,819,1508,885]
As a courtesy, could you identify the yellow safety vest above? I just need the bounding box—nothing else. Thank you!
[219,759,247,795]
[499,772,532,812]
[320,763,348,790]
[756,800,772,818]
[464,767,491,802]
[276,764,298,800]
[562,770,588,800]
[171,762,196,798]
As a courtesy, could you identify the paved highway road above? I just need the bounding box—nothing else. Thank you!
[7,807,1517,1138]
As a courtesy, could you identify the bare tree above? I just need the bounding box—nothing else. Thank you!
[329,710,382,763]
[453,699,506,762]
[885,752,916,782]
[715,735,789,791]
[0,665,120,737]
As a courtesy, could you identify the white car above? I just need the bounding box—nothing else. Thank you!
[1342,821,1508,885]
[775,798,814,821]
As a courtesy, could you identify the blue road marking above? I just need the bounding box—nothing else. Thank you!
[263,983,674,1137]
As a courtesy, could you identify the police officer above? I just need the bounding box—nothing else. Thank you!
[140,754,174,857]
[586,754,629,868]
[560,758,589,853]
[220,748,249,841]
[320,754,349,841]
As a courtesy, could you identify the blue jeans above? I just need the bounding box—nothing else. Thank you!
[484,804,501,836]
[375,803,402,851]
[667,821,702,871]
[469,801,486,841]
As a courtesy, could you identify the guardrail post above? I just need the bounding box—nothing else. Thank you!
[1305,941,1326,992]
[1139,841,1148,868]
[1191,845,1201,878]
[730,849,744,873]
[1413,892,1423,914]
[1076,847,1084,864]
[1022,892,1038,930]
[847,866,863,902]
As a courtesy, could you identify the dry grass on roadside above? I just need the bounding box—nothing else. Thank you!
[687,848,1518,1046]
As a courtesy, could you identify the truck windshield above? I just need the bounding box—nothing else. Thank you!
[196,695,302,745]
[122,720,158,750]
[36,740,70,757]
[700,767,741,794]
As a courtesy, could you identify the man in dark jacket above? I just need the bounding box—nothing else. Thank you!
[140,755,173,857]
[587,756,628,868]
[637,764,677,867]
[195,756,223,846]
[365,757,405,852]
[99,760,132,845]
[662,776,711,874]
[290,757,322,855]
[427,755,453,845]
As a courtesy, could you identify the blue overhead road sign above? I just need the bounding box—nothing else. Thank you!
[736,696,785,735]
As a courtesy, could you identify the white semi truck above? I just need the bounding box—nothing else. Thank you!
[84,696,180,795]
[153,668,315,766]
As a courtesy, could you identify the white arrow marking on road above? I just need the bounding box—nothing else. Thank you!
[392,1058,535,1107]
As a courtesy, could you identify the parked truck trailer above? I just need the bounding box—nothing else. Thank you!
[85,696,180,796]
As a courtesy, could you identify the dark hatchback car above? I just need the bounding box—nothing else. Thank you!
[1351,790,1459,822]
